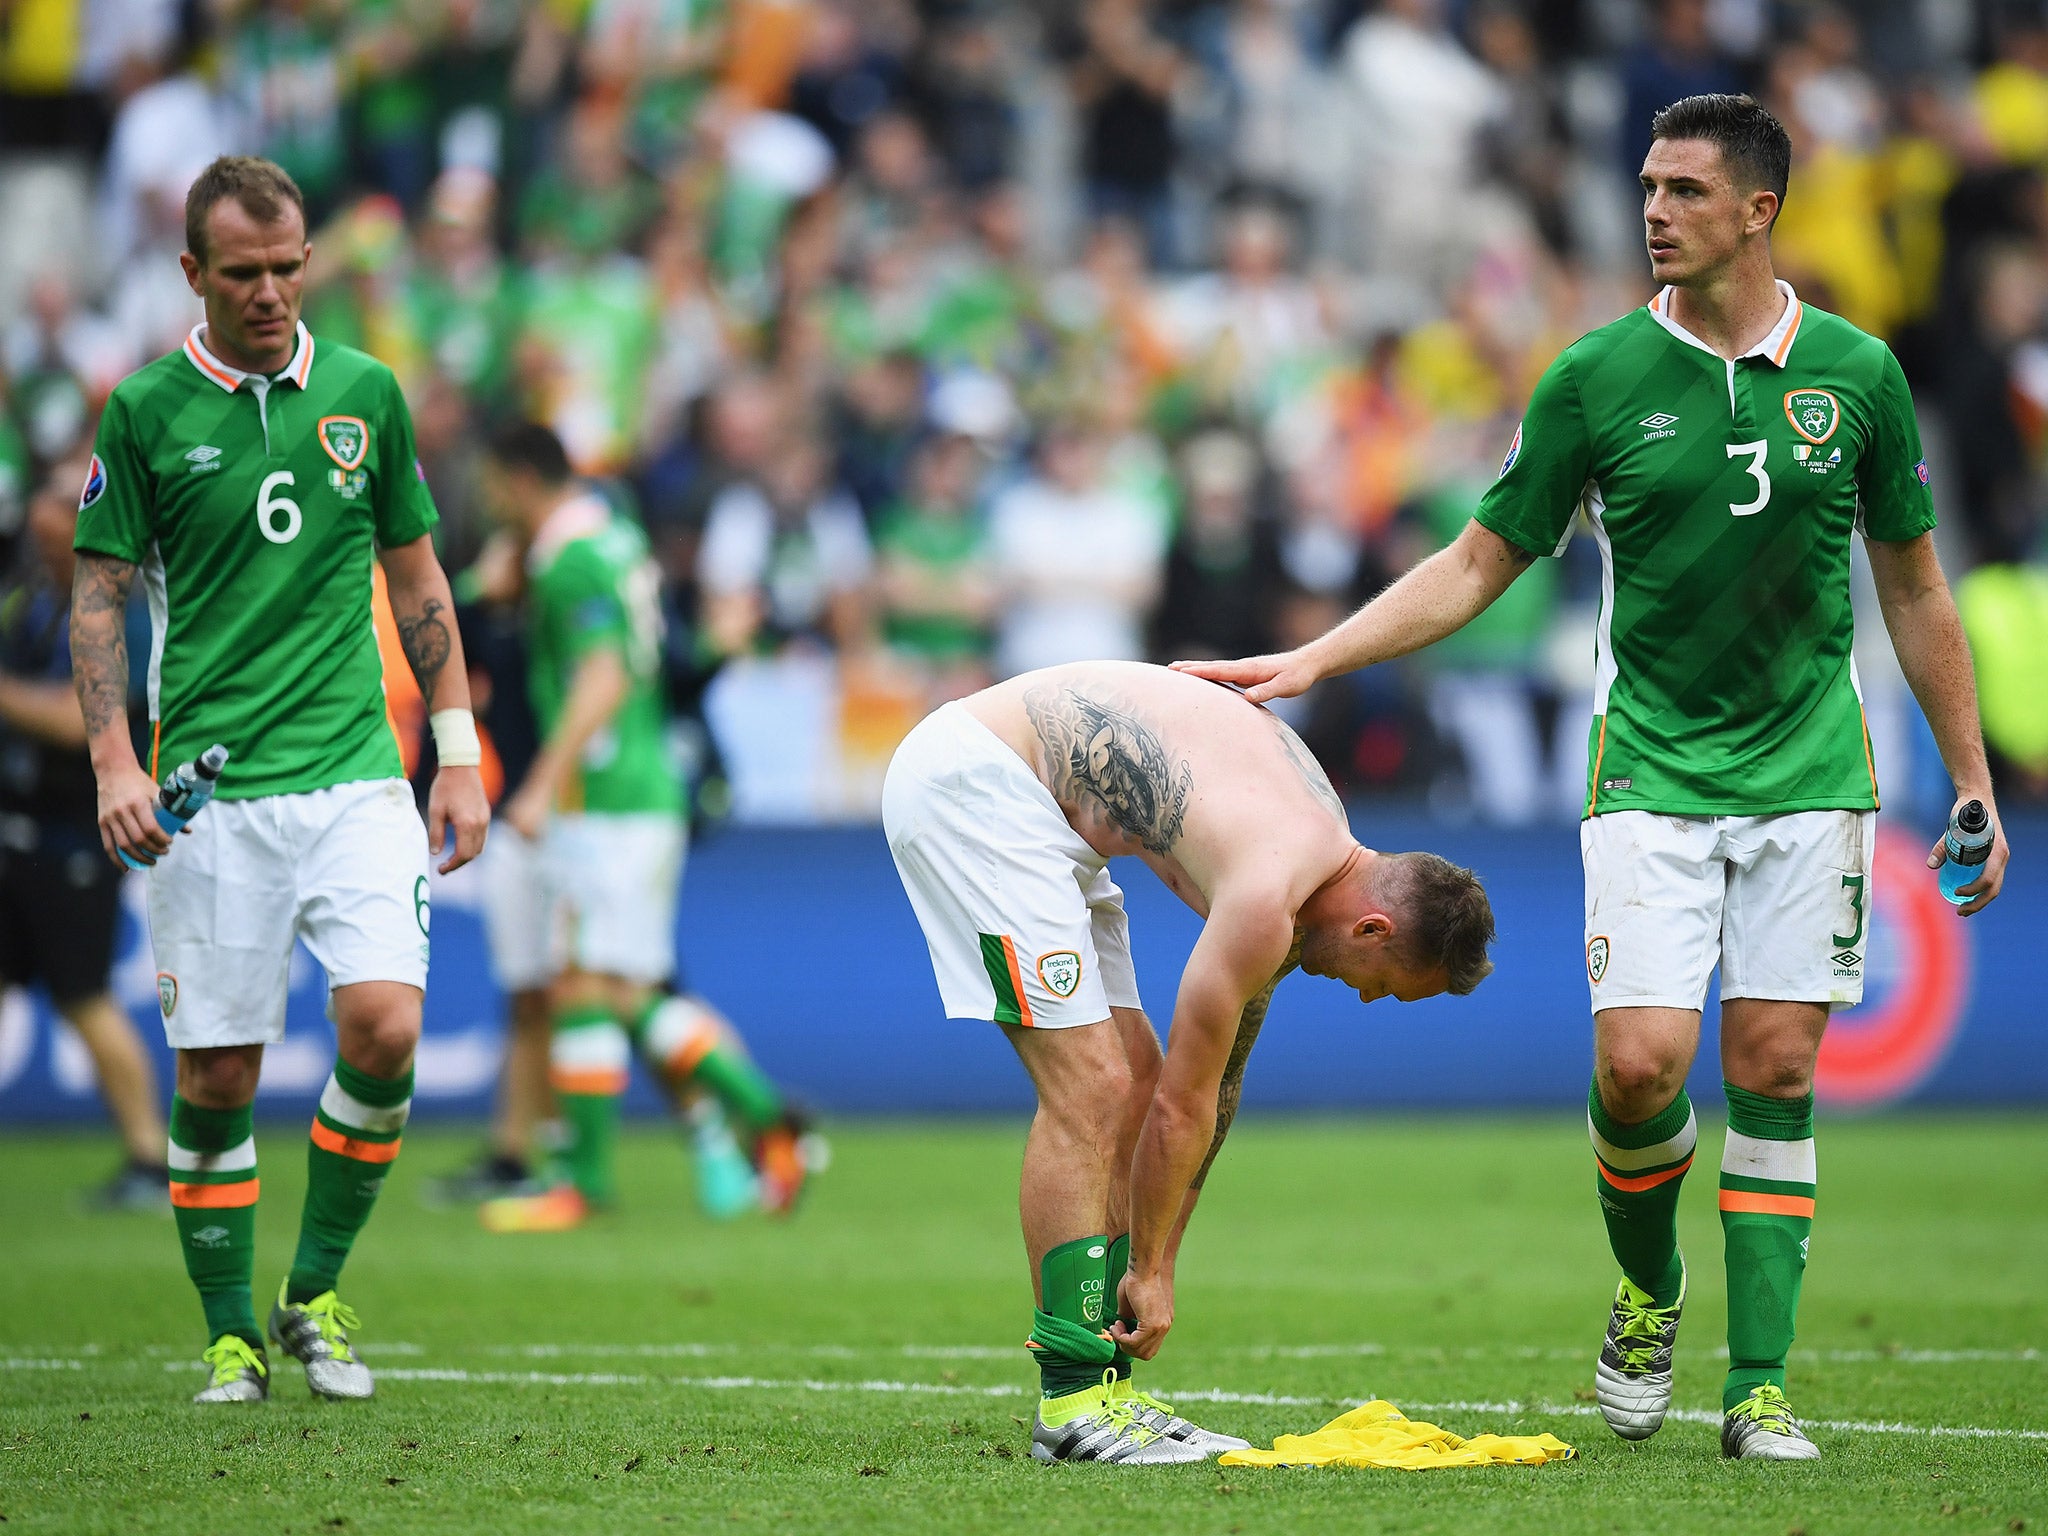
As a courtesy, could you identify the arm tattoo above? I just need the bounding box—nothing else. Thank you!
[395,596,453,705]
[70,554,136,741]
[1268,714,1346,821]
[1024,685,1192,855]
[1190,936,1302,1190]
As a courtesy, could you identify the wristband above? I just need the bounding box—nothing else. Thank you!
[430,708,483,767]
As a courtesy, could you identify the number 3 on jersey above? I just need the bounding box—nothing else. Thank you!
[1726,440,1770,517]
[257,470,303,544]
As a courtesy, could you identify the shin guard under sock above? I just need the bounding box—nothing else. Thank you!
[1588,1081,1696,1306]
[289,1060,412,1303]
[1720,1083,1815,1411]
[169,1097,261,1348]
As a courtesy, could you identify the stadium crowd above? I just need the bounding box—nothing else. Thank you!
[2,0,2048,826]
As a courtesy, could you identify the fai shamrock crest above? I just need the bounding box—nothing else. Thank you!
[1037,951,1082,999]
[1586,937,1610,985]
[1783,389,1840,445]
[318,415,370,469]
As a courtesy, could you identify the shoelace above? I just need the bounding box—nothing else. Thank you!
[1613,1294,1676,1369]
[302,1296,363,1361]
[1096,1370,1156,1442]
[202,1336,264,1384]
[1729,1384,1798,1432]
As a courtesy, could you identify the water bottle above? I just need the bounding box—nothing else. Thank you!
[1937,799,1993,907]
[120,744,230,871]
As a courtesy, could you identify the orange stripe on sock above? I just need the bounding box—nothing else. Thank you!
[1001,935,1034,1028]
[664,1029,718,1080]
[309,1119,404,1164]
[550,1068,629,1096]
[1596,1153,1694,1192]
[1719,1189,1815,1218]
[170,1178,259,1208]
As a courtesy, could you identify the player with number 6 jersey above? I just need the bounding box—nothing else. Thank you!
[71,156,490,1409]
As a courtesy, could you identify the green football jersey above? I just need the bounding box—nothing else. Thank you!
[1476,284,1935,817]
[76,324,439,799]
[525,494,682,816]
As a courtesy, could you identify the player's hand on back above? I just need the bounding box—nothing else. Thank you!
[97,761,171,867]
[429,764,491,874]
[1927,795,2009,917]
[1169,649,1319,706]
[1110,1268,1175,1361]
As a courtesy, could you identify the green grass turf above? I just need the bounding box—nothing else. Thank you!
[2,1116,2044,1535]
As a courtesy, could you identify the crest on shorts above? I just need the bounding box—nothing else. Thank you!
[1586,937,1610,985]
[318,415,369,470]
[1783,389,1840,445]
[157,971,178,1017]
[1037,951,1082,999]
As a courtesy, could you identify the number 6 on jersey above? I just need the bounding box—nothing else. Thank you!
[257,470,302,543]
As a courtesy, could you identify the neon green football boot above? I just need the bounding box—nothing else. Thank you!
[192,1334,269,1404]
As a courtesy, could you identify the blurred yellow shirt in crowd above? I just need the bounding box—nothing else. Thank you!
[1975,60,2048,166]
[1772,144,1904,339]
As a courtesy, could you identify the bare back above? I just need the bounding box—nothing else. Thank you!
[964,660,1355,920]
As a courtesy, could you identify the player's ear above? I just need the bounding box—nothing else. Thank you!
[180,249,204,296]
[1747,188,1779,237]
[1353,912,1394,942]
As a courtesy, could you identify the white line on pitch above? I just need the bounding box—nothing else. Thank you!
[356,1369,2048,1441]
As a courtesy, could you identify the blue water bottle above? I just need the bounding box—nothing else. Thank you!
[1936,799,1993,907]
[120,744,230,871]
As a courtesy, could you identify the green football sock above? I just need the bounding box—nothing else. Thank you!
[1588,1080,1696,1306]
[288,1060,412,1304]
[1720,1083,1816,1411]
[550,1006,629,1203]
[1105,1232,1134,1382]
[633,994,785,1132]
[169,1096,262,1349]
[1027,1234,1116,1399]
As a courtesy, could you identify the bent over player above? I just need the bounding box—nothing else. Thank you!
[884,660,1495,1463]
[1180,96,2008,1460]
[73,157,490,1403]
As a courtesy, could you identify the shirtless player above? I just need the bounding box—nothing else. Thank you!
[883,660,1496,1463]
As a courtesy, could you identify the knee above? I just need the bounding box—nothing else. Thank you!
[335,987,422,1078]
[180,1049,260,1107]
[1598,1042,1687,1123]
[1728,1044,1815,1099]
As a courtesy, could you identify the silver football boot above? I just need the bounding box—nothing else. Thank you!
[193,1335,269,1404]
[1030,1374,1212,1464]
[1596,1268,1685,1440]
[1107,1376,1252,1455]
[268,1284,375,1400]
[1721,1384,1822,1461]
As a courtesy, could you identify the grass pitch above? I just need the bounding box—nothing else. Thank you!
[2,1115,2044,1535]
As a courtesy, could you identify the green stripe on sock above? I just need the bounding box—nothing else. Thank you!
[334,1057,414,1108]
[1588,1080,1693,1148]
[171,1097,251,1153]
[1724,1083,1813,1140]
[1720,1171,1817,1198]
[978,934,1025,1027]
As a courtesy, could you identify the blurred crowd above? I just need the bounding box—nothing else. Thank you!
[3,0,2048,824]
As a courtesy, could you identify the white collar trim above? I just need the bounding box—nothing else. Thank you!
[182,321,315,392]
[526,490,611,575]
[1647,280,1803,367]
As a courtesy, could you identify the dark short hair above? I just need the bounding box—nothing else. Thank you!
[1649,94,1792,209]
[1382,852,1496,996]
[185,156,306,265]
[487,421,573,485]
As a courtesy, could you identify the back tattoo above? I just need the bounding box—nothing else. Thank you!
[1023,686,1193,855]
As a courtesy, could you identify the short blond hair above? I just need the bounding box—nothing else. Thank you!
[185,156,305,266]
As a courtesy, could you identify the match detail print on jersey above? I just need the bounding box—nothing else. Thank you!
[1473,282,1935,819]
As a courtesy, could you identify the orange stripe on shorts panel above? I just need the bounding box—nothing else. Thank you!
[1001,935,1035,1028]
[1596,1154,1694,1192]
[170,1178,260,1208]
[549,1067,629,1096]
[1719,1189,1815,1218]
[1587,716,1608,816]
[308,1119,405,1163]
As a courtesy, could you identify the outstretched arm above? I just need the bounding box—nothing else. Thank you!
[1172,520,1537,703]
[71,552,167,866]
[380,535,489,873]
[1866,532,2007,913]
[1113,905,1295,1360]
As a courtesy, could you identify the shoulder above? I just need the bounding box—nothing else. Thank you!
[1789,302,1901,384]
[1553,306,1661,378]
[310,337,403,399]
[103,348,195,423]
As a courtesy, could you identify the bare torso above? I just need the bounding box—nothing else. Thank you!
[964,660,1357,923]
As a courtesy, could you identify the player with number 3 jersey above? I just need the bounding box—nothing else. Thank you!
[71,157,490,1407]
[1178,95,2008,1462]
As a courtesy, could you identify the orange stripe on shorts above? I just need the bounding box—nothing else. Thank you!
[1596,1153,1694,1192]
[170,1178,260,1208]
[309,1119,404,1163]
[1001,935,1034,1028]
[1719,1189,1815,1218]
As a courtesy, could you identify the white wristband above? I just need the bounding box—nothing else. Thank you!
[430,709,482,767]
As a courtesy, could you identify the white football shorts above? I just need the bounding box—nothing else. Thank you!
[883,702,1141,1030]
[1581,808,1876,1013]
[148,777,431,1049]
[540,811,685,987]
[477,818,554,993]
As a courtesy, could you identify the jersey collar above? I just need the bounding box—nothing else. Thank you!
[526,490,612,576]
[182,321,316,392]
[1646,279,1803,367]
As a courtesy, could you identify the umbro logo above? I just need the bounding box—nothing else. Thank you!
[1640,413,1678,428]
[185,445,223,473]
[1640,413,1679,440]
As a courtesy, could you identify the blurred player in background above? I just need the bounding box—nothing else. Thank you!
[0,456,165,1209]
[72,156,490,1404]
[1180,95,2008,1461]
[885,660,1495,1462]
[474,423,809,1234]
